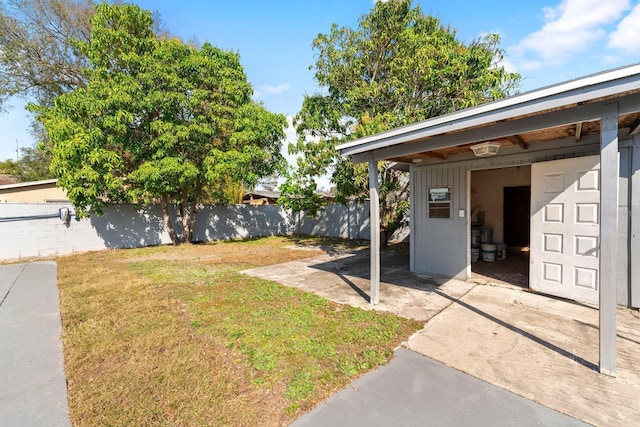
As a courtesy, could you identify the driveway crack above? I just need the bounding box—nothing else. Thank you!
[0,264,26,309]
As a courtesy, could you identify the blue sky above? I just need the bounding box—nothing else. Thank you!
[2,0,640,163]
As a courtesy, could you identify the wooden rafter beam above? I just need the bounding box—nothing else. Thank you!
[628,120,640,137]
[423,151,446,160]
[575,122,583,142]
[507,135,528,150]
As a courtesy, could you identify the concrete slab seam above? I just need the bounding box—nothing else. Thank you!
[397,283,480,351]
[0,263,26,308]
[421,282,479,328]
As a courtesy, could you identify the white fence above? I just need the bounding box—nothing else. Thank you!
[0,201,389,261]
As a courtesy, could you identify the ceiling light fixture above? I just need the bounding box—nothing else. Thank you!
[470,141,501,157]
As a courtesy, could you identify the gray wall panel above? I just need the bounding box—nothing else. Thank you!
[618,147,631,306]
[632,137,640,308]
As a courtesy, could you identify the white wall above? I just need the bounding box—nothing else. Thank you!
[1,203,111,260]
[0,202,375,261]
[470,165,531,244]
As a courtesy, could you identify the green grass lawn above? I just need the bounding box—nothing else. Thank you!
[57,236,423,426]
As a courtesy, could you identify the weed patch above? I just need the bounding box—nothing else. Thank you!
[57,236,422,426]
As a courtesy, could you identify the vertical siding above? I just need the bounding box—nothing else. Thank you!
[408,137,637,308]
[412,164,469,279]
[631,136,640,308]
[618,147,631,306]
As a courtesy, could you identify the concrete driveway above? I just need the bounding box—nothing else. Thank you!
[243,246,640,426]
[0,262,70,427]
[292,348,586,427]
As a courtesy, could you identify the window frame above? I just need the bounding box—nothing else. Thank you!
[428,187,452,219]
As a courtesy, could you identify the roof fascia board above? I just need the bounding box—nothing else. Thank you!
[350,92,640,163]
[339,70,640,156]
[0,178,58,190]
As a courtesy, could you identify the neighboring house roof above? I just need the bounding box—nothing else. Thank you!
[337,63,640,163]
[242,190,335,205]
[0,178,58,190]
[243,190,280,205]
[0,179,68,203]
[0,175,17,185]
[244,190,280,200]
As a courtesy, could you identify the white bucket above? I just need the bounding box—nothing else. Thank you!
[481,243,496,262]
[471,248,480,262]
[480,229,493,243]
[496,244,507,261]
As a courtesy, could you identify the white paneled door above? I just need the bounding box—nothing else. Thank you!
[530,155,600,305]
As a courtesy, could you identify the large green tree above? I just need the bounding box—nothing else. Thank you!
[282,0,520,241]
[31,3,286,244]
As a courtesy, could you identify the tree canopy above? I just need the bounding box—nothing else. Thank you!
[31,3,286,244]
[281,0,520,239]
[0,0,93,110]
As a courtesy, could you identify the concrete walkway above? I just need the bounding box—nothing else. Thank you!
[293,348,586,426]
[243,247,640,426]
[0,262,70,427]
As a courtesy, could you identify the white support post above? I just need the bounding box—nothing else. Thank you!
[369,160,380,305]
[600,103,619,376]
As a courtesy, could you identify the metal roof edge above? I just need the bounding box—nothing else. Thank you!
[336,62,640,154]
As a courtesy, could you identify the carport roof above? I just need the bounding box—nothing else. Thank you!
[337,63,640,164]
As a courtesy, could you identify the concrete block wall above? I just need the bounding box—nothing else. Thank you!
[299,201,370,240]
[0,202,386,261]
[298,201,408,242]
[0,203,169,260]
[193,204,294,241]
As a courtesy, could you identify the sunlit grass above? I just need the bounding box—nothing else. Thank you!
[57,236,422,426]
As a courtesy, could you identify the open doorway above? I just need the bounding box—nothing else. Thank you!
[470,166,530,288]
[504,186,530,246]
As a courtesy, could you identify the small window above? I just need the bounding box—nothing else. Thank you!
[428,187,451,218]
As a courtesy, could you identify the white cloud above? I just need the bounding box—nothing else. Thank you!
[512,58,543,72]
[258,83,291,95]
[608,3,640,52]
[253,83,291,101]
[513,0,630,63]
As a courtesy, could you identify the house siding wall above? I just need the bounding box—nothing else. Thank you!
[410,135,637,308]
[411,164,468,278]
[0,184,68,203]
[631,136,640,308]
[618,145,631,306]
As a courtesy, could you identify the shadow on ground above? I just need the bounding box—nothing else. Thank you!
[242,244,640,426]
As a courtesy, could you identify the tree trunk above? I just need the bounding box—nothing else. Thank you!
[161,193,179,245]
[380,229,390,248]
[189,202,201,243]
[180,195,192,244]
[181,184,203,244]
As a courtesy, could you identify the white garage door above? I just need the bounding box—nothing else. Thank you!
[530,155,600,305]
